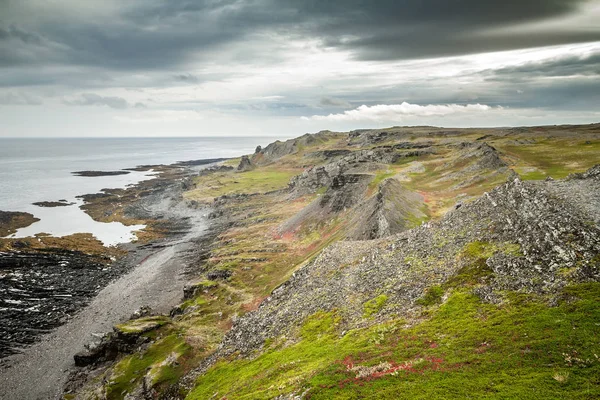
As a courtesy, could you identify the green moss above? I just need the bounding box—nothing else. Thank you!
[301,310,341,340]
[188,283,600,400]
[416,285,444,306]
[446,260,494,288]
[196,280,219,289]
[463,241,522,260]
[363,295,389,317]
[114,316,169,335]
[107,334,190,399]
[463,241,498,259]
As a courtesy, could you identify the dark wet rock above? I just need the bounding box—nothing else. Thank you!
[72,170,131,177]
[237,155,254,171]
[0,249,117,358]
[255,145,262,153]
[32,200,75,208]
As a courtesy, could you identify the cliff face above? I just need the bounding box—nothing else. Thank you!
[67,124,600,400]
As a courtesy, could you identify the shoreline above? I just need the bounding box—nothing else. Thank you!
[0,159,225,399]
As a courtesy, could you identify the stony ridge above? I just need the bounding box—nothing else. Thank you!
[196,166,600,371]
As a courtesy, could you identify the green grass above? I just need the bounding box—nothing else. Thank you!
[187,283,600,400]
[498,140,600,180]
[185,167,301,202]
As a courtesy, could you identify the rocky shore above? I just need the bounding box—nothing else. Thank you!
[0,211,39,237]
[0,159,224,399]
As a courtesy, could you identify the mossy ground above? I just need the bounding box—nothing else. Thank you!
[188,283,600,400]
[106,333,192,398]
[495,139,600,180]
[184,167,302,203]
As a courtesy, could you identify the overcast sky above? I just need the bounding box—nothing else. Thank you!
[1,0,600,137]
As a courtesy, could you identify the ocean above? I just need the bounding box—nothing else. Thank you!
[0,136,275,245]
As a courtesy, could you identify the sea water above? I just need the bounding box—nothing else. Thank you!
[0,137,273,246]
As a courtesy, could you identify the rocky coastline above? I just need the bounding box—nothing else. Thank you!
[0,158,228,398]
[1,124,600,399]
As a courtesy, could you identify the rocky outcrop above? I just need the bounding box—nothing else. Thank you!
[305,149,352,159]
[451,142,507,171]
[289,146,433,196]
[251,131,332,165]
[346,179,427,240]
[198,166,600,363]
[237,155,254,171]
[278,172,372,236]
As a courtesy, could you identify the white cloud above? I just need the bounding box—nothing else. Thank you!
[303,102,495,122]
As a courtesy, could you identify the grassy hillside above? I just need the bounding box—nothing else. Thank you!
[68,124,600,400]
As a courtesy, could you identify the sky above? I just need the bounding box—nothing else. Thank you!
[1,0,600,137]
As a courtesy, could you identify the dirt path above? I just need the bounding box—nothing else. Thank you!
[0,202,208,400]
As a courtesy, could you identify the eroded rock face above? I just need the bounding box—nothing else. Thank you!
[346,179,427,240]
[456,142,508,171]
[237,155,254,171]
[289,146,433,196]
[251,131,331,165]
[200,165,600,362]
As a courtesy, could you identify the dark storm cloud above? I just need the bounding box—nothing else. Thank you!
[0,24,43,45]
[487,52,600,80]
[290,0,599,60]
[2,0,598,73]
